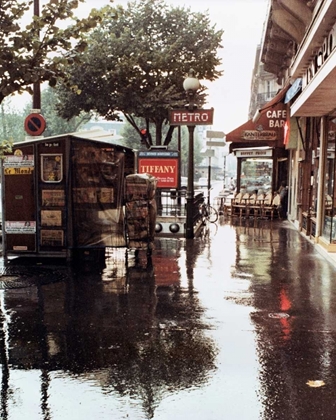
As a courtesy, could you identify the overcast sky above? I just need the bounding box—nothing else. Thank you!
[76,0,270,133]
[16,0,269,134]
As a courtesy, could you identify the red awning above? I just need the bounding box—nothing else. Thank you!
[226,102,288,152]
[257,83,291,116]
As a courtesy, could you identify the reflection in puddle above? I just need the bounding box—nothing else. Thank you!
[0,221,333,419]
[0,241,218,419]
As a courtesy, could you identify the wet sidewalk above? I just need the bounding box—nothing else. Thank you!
[0,219,336,419]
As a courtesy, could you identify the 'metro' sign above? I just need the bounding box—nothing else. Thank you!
[138,150,179,189]
[169,108,214,125]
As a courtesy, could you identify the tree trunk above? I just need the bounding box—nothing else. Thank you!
[155,119,163,146]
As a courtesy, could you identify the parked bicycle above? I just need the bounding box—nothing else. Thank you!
[199,202,219,223]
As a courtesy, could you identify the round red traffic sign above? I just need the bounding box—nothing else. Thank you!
[24,113,46,136]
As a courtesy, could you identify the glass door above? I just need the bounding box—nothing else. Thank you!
[322,120,336,243]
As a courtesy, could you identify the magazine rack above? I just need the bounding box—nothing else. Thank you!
[124,174,157,256]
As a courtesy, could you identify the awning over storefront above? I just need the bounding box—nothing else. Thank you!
[250,83,291,125]
[226,102,287,152]
[291,55,336,117]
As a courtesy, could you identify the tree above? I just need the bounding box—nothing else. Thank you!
[120,117,203,174]
[119,116,148,149]
[56,0,223,147]
[0,0,108,105]
[0,86,91,146]
[0,99,25,143]
[37,87,92,137]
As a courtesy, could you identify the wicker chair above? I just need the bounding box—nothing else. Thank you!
[249,192,265,219]
[232,192,250,218]
[263,193,280,220]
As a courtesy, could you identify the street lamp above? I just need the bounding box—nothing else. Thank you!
[183,69,200,239]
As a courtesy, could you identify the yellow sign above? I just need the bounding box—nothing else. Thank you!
[4,167,34,175]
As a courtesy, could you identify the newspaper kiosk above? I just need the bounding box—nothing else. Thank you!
[1,132,135,261]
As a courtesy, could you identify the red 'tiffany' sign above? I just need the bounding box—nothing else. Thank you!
[138,158,179,188]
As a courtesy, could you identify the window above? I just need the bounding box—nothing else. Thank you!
[240,158,273,194]
[322,119,336,243]
[266,81,271,98]
[41,154,63,183]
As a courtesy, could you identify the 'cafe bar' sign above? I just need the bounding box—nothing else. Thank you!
[226,103,287,143]
[242,108,287,141]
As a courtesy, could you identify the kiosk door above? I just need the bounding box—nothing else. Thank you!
[3,146,36,253]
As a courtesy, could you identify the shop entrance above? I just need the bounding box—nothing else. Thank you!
[233,147,287,195]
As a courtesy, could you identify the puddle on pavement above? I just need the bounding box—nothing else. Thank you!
[0,221,335,419]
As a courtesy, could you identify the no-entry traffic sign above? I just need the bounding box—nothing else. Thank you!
[24,113,46,136]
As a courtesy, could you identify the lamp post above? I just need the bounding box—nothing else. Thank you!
[183,69,200,239]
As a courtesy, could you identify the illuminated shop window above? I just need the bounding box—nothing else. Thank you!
[240,158,273,194]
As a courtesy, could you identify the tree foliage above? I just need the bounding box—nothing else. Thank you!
[37,87,91,137]
[0,87,91,148]
[56,0,223,147]
[0,0,109,104]
[0,99,25,143]
[119,116,147,149]
[120,117,203,176]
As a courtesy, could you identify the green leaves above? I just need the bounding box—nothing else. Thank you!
[0,139,13,160]
[56,0,223,146]
[0,0,102,103]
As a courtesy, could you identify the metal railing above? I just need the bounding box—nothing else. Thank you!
[192,192,205,225]
[156,189,204,222]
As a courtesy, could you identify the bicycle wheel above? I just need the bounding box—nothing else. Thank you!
[207,205,218,223]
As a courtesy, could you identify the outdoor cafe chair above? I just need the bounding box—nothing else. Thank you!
[246,192,257,218]
[249,192,265,219]
[231,192,243,217]
[262,193,281,220]
[232,192,249,218]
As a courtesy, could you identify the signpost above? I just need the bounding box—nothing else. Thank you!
[206,141,225,147]
[169,107,214,238]
[206,130,225,138]
[24,113,46,136]
[201,149,215,157]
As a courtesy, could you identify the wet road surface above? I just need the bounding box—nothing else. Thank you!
[0,219,336,419]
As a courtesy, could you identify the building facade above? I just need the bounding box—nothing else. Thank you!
[261,0,336,254]
[225,42,288,197]
[248,45,282,120]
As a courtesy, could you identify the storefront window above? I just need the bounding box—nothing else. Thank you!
[322,120,336,243]
[240,158,273,194]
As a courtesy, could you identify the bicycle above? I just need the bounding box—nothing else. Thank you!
[199,202,219,223]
